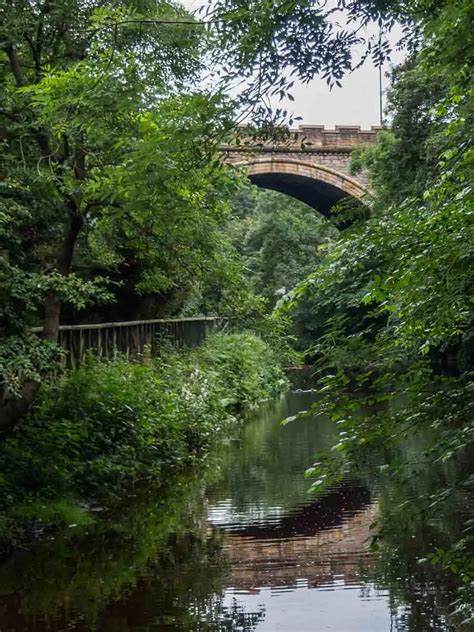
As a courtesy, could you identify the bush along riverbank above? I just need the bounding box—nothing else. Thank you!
[0,332,287,551]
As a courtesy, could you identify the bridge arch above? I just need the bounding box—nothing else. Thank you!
[235,158,368,220]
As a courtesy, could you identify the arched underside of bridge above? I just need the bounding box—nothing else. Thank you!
[237,158,368,219]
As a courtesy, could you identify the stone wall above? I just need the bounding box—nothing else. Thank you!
[222,125,381,191]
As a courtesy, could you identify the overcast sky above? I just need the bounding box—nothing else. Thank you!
[180,0,406,129]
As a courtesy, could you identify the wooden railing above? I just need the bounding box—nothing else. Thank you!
[32,317,227,369]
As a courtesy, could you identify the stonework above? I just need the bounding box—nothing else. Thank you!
[222,125,381,199]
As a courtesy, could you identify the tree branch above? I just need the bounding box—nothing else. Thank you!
[23,33,42,81]
[82,17,208,38]
[5,45,25,87]
[4,44,53,156]
[0,108,21,122]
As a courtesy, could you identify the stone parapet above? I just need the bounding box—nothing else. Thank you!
[227,124,382,152]
[222,123,377,212]
[296,124,381,148]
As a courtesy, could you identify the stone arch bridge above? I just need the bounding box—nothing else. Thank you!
[223,125,381,220]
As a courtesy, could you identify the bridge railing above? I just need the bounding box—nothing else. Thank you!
[32,316,227,369]
[222,124,382,153]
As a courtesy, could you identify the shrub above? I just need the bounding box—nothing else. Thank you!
[0,332,286,537]
[193,332,287,407]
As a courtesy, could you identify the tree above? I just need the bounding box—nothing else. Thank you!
[204,0,424,125]
[286,0,473,371]
[0,0,240,429]
[283,0,473,620]
[236,188,337,306]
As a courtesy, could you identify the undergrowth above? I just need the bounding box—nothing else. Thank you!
[0,332,286,549]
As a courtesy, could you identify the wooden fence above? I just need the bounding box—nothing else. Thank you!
[32,317,227,369]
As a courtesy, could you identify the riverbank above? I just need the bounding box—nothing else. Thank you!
[1,389,469,631]
[0,332,287,552]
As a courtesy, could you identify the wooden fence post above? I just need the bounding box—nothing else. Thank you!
[29,317,222,368]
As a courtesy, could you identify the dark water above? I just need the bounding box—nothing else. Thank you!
[203,391,388,631]
[0,391,466,631]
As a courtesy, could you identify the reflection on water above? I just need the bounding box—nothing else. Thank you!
[204,392,392,631]
[0,390,466,631]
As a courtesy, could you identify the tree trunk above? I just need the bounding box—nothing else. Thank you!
[1,46,87,433]
[0,209,84,435]
[42,210,84,343]
[42,296,63,342]
[0,381,39,436]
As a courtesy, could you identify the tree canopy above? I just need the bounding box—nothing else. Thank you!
[281,0,473,621]
[0,0,244,427]
[232,187,336,306]
[0,0,473,622]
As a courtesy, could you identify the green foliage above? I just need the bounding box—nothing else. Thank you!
[351,61,447,207]
[188,184,333,363]
[205,0,415,124]
[0,332,286,544]
[84,92,239,298]
[194,332,287,407]
[287,6,473,363]
[237,188,337,306]
[282,0,474,622]
[0,262,112,330]
[353,419,474,630]
[0,335,62,397]
[179,185,335,353]
[0,0,245,407]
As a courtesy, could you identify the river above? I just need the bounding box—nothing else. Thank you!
[0,389,468,631]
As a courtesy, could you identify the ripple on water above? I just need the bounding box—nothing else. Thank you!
[201,391,400,630]
[0,390,445,632]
